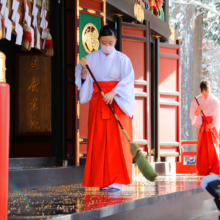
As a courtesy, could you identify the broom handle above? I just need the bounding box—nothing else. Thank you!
[86,65,131,142]
[194,96,220,146]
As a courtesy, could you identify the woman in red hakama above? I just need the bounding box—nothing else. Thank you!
[75,25,135,189]
[83,81,133,187]
[190,81,220,175]
[196,116,219,175]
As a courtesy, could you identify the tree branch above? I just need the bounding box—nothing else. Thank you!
[172,0,220,17]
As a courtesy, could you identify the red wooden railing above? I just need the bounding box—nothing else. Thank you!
[176,141,197,174]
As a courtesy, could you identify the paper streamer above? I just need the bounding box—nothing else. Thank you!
[32,6,38,28]
[14,7,23,45]
[1,0,7,16]
[5,19,12,41]
[15,24,23,45]
[3,7,8,28]
[12,0,19,22]
[36,29,40,49]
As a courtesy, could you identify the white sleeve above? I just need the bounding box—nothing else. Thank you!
[212,101,220,130]
[112,56,135,117]
[75,63,93,104]
[190,99,202,128]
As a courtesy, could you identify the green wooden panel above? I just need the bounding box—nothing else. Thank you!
[79,13,102,59]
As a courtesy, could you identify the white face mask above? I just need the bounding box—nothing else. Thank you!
[101,45,115,54]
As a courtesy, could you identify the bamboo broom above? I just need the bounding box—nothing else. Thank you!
[21,0,32,51]
[86,65,157,182]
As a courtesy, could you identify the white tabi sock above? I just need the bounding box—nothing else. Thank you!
[101,186,111,190]
[109,183,123,190]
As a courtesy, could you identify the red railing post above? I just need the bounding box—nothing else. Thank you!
[0,52,9,220]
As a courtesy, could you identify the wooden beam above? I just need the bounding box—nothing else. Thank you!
[106,0,171,41]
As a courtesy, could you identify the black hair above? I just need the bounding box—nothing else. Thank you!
[99,25,117,40]
[200,80,210,92]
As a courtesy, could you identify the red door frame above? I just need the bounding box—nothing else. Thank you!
[118,17,151,160]
[156,38,181,162]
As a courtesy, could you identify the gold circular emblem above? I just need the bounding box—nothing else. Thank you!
[82,23,99,54]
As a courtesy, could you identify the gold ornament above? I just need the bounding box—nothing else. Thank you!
[0,52,6,82]
[87,9,96,14]
[82,23,99,54]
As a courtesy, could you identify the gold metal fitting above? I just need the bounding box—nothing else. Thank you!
[151,148,155,155]
[113,14,123,17]
[152,35,161,39]
[0,52,6,83]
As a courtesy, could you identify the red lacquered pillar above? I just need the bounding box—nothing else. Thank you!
[0,52,9,220]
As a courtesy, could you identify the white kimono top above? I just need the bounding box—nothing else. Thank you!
[190,94,220,129]
[75,48,135,117]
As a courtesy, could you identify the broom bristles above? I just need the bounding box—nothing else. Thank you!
[130,142,157,182]
[136,153,157,182]
[130,142,140,158]
[21,24,32,51]
[44,33,54,57]
[23,31,32,43]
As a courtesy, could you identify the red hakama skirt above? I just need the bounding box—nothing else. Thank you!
[82,81,133,187]
[196,116,219,175]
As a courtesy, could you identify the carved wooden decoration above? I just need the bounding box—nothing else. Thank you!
[17,54,51,134]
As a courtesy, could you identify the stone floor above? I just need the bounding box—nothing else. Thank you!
[189,210,220,220]
[8,174,217,219]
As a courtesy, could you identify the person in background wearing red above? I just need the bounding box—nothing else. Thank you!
[190,81,220,175]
